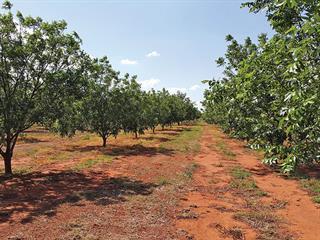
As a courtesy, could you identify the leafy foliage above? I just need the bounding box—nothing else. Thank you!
[0,3,87,174]
[203,0,320,172]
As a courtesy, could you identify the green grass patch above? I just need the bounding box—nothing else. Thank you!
[230,166,251,179]
[229,166,266,196]
[157,176,171,186]
[81,134,91,140]
[14,166,33,175]
[48,152,72,163]
[24,148,38,157]
[216,141,236,158]
[234,211,290,240]
[160,125,203,153]
[73,155,113,171]
[183,162,199,179]
[301,178,320,204]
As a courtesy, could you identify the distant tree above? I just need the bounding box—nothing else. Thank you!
[120,75,147,138]
[144,90,160,133]
[157,89,171,130]
[81,57,122,147]
[0,2,86,175]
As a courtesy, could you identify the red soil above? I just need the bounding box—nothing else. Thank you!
[1,125,319,239]
[176,126,320,240]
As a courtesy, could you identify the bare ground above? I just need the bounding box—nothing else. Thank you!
[0,124,319,240]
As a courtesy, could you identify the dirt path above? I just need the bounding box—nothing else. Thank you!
[176,125,320,240]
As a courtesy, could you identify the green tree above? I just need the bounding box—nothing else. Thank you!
[121,75,147,138]
[81,57,122,147]
[0,2,86,175]
[204,0,320,172]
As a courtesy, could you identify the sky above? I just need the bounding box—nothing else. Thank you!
[10,0,273,109]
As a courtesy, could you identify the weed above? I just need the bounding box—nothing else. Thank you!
[14,166,33,175]
[48,152,71,163]
[183,163,199,179]
[212,223,245,240]
[230,178,257,190]
[210,139,236,160]
[230,167,251,179]
[82,134,91,140]
[160,125,203,153]
[229,167,267,196]
[176,208,199,219]
[157,176,171,186]
[73,155,113,170]
[301,178,320,204]
[234,211,286,240]
[313,195,320,204]
[25,148,38,157]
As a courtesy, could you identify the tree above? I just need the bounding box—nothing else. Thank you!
[0,2,86,175]
[203,0,320,172]
[81,57,122,147]
[144,90,160,133]
[120,75,147,138]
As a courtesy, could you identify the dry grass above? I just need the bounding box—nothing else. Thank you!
[301,178,320,204]
[160,125,203,153]
[1,124,202,175]
[229,166,266,197]
[212,223,245,240]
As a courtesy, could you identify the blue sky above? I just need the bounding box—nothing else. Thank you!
[11,0,273,108]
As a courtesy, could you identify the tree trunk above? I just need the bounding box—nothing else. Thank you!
[102,135,107,147]
[152,127,155,134]
[4,152,12,176]
[135,131,138,139]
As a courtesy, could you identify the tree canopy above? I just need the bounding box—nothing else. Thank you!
[203,0,320,172]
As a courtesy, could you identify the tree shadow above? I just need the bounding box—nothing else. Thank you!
[66,144,175,157]
[295,164,320,179]
[23,128,49,134]
[247,165,276,177]
[0,171,156,224]
[140,136,170,142]
[18,137,48,144]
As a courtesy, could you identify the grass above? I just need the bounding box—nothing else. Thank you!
[216,141,236,159]
[301,178,320,204]
[183,162,199,179]
[160,125,203,153]
[212,223,245,240]
[48,152,72,163]
[228,167,290,239]
[73,155,113,171]
[229,166,267,196]
[14,166,33,175]
[233,211,291,240]
[81,134,91,140]
[157,176,171,186]
[230,166,252,179]
[209,134,236,160]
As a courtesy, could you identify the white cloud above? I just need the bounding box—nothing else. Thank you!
[189,84,200,91]
[121,59,138,65]
[168,87,187,94]
[146,51,160,58]
[138,78,160,90]
[195,101,203,110]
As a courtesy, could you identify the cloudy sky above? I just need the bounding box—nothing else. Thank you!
[10,0,273,109]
